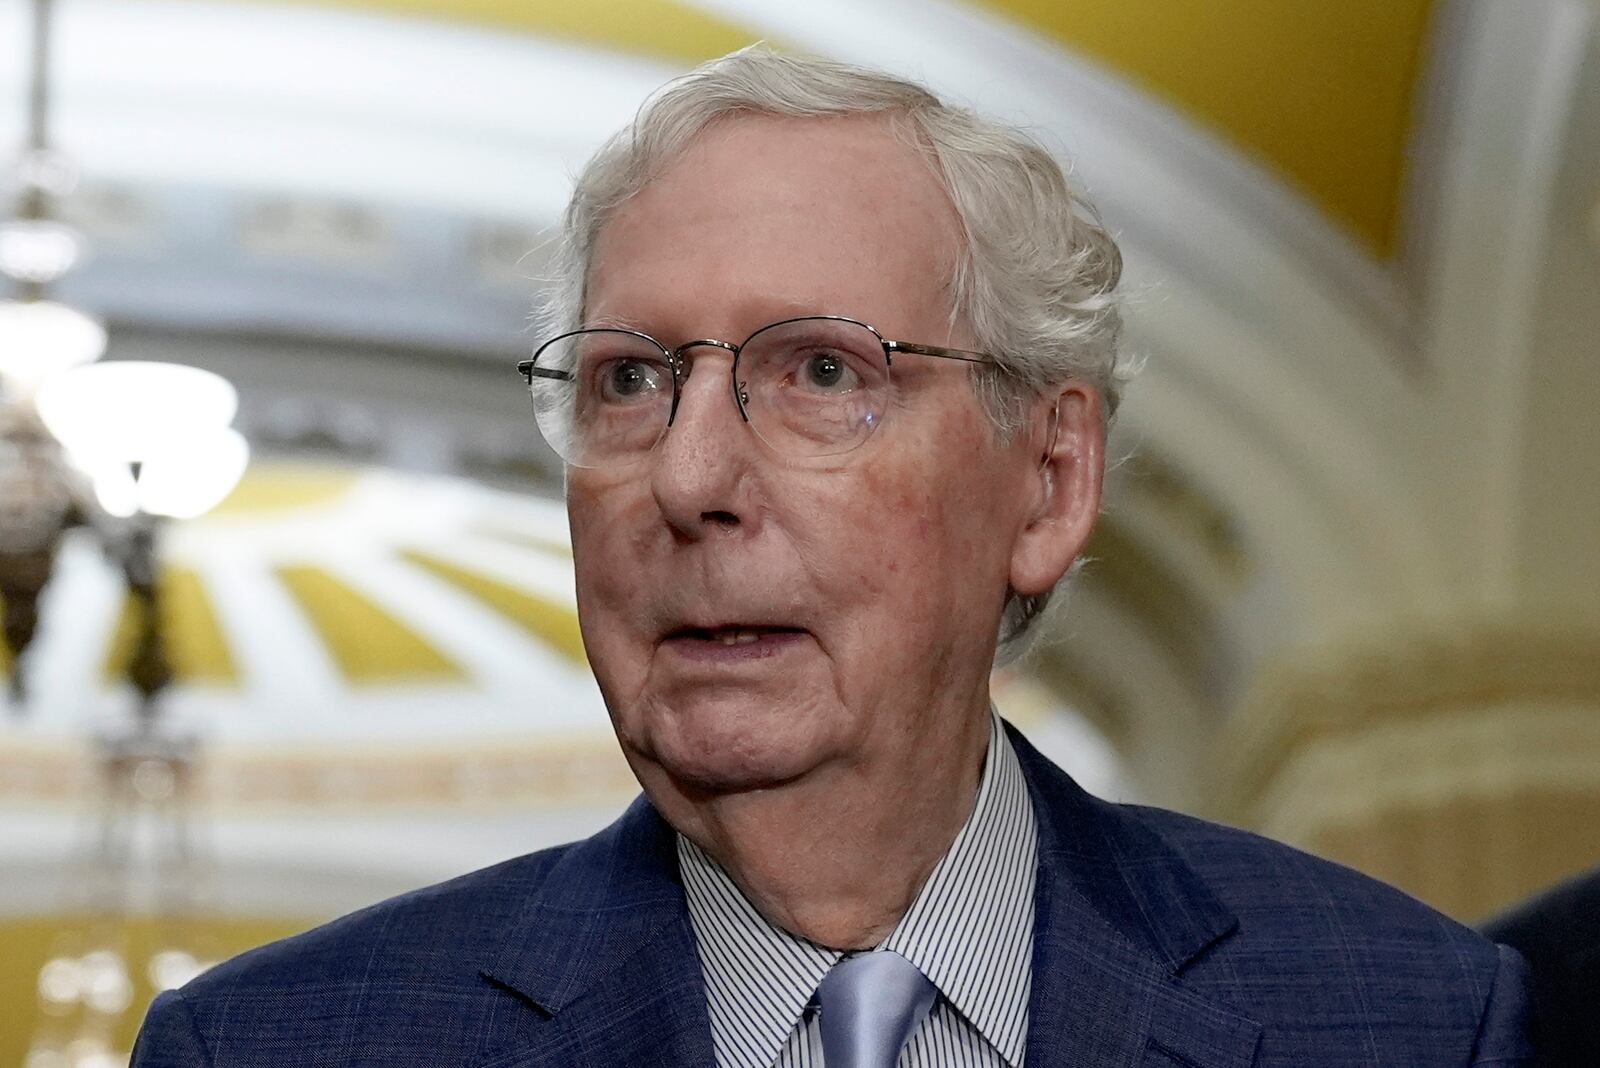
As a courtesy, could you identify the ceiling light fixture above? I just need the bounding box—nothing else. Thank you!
[0,0,102,395]
[0,217,83,283]
[0,297,107,389]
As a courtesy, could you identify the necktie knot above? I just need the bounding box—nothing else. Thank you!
[814,950,937,1068]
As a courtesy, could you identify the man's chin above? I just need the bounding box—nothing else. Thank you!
[618,696,834,797]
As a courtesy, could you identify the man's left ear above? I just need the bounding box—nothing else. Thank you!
[1009,382,1104,596]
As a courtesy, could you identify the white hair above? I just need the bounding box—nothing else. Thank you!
[543,45,1127,659]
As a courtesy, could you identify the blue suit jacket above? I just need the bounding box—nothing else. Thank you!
[132,725,1533,1066]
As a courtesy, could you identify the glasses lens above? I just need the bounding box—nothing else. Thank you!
[739,318,889,457]
[529,329,672,468]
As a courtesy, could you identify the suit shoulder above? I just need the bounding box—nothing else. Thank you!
[1124,803,1500,969]
[1097,803,1533,1061]
[180,843,572,1000]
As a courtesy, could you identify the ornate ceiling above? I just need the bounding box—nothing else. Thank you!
[223,0,1438,255]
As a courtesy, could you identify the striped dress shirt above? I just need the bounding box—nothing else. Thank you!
[678,713,1039,1068]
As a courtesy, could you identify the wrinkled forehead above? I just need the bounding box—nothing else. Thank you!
[584,113,967,338]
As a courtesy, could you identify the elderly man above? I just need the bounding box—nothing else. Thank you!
[133,48,1532,1068]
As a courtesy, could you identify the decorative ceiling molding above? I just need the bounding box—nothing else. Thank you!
[1411,0,1595,606]
[1220,614,1600,817]
[0,0,680,218]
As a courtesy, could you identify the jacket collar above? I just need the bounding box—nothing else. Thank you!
[1005,722,1238,973]
[1005,723,1261,1068]
[477,794,716,1068]
[478,724,1261,1068]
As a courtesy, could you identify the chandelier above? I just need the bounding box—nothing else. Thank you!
[0,0,103,398]
[3,2,249,1064]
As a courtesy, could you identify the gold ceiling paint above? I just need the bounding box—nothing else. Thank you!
[102,567,240,684]
[984,0,1437,258]
[207,0,757,62]
[402,549,588,665]
[277,564,464,682]
[209,464,360,516]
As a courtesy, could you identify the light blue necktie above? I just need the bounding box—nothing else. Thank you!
[815,950,937,1068]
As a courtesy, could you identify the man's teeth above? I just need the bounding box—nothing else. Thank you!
[712,629,761,645]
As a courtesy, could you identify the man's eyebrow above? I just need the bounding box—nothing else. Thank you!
[581,313,652,333]
[745,298,845,322]
[580,302,850,340]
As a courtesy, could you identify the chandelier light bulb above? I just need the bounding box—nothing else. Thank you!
[135,426,251,519]
[86,459,139,519]
[34,361,239,464]
[37,362,249,519]
[78,428,251,520]
[0,220,85,284]
[0,299,107,389]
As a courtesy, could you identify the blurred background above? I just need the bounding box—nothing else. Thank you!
[1,0,1597,1062]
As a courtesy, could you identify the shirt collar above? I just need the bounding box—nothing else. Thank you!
[678,712,1039,1067]
[679,834,836,1068]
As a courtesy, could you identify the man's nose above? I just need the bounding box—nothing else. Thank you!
[649,350,755,537]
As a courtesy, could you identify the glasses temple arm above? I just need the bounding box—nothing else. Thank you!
[885,340,994,365]
[517,361,573,384]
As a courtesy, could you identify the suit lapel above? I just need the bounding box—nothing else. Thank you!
[1010,725,1262,1068]
[474,796,715,1068]
[473,729,1263,1068]
[492,912,715,1068]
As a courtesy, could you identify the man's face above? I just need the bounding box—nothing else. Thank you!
[568,115,1064,798]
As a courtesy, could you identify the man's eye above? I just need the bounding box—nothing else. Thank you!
[598,358,665,401]
[799,352,859,393]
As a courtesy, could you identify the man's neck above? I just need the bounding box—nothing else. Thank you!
[652,709,992,950]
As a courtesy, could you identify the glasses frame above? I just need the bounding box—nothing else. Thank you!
[517,314,997,463]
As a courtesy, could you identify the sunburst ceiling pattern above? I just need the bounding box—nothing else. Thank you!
[0,462,630,810]
[55,493,586,688]
[3,462,600,723]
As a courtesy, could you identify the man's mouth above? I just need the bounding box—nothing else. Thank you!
[668,625,806,644]
[660,624,810,660]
